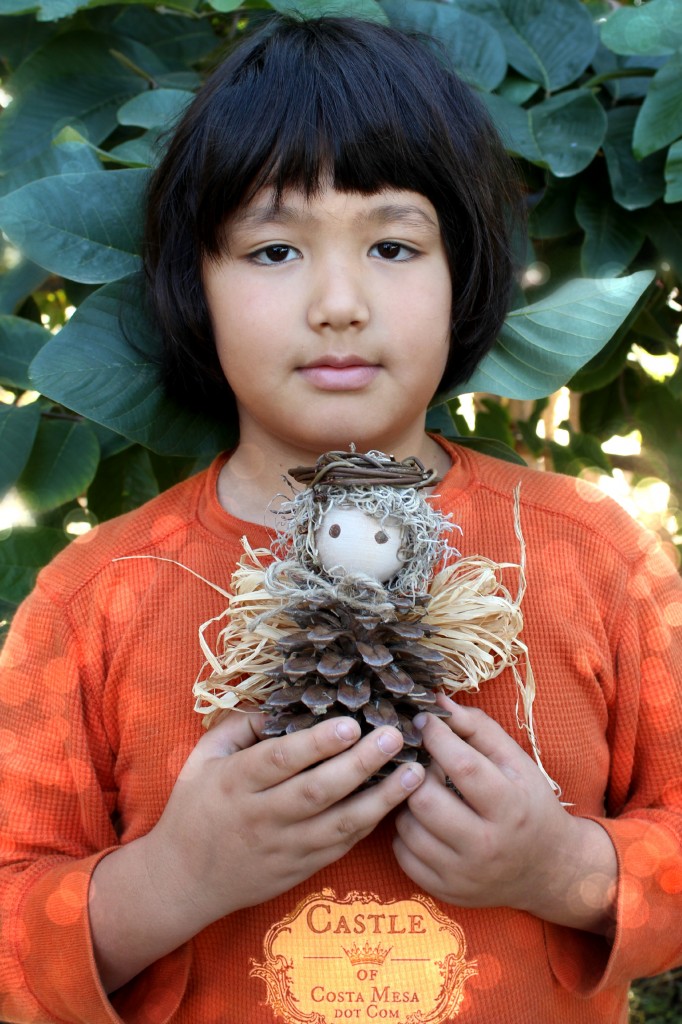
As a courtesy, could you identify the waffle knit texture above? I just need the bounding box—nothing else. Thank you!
[1,438,682,1024]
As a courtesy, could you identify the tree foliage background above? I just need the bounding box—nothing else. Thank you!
[0,0,681,1017]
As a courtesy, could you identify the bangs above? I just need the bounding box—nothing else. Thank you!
[193,20,465,255]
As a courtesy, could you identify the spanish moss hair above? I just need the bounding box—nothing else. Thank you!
[271,482,460,599]
[143,15,524,423]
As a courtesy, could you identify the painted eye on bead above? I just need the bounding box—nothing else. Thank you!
[374,530,389,544]
[328,523,341,538]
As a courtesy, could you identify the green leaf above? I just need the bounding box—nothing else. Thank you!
[16,418,100,514]
[5,0,201,19]
[112,7,218,68]
[568,333,631,394]
[475,0,597,91]
[117,88,194,130]
[51,127,145,169]
[87,445,160,522]
[580,365,641,438]
[575,188,644,278]
[529,90,606,177]
[0,137,102,200]
[635,382,682,454]
[382,0,507,91]
[549,432,612,477]
[0,404,41,500]
[28,278,236,457]
[643,202,682,275]
[633,54,682,158]
[602,106,666,211]
[0,256,48,317]
[589,46,665,101]
[0,1,40,12]
[269,0,388,23]
[0,527,70,605]
[481,94,542,164]
[0,316,51,389]
[426,403,459,437]
[473,397,516,448]
[600,0,682,58]
[0,169,148,284]
[664,139,682,204]
[108,130,164,168]
[0,15,57,73]
[454,271,655,400]
[89,422,133,460]
[0,31,145,172]
[487,89,605,180]
[496,72,539,105]
[149,452,210,492]
[207,0,243,10]
[447,435,526,466]
[528,175,579,239]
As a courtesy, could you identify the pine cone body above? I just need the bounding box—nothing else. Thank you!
[260,595,449,784]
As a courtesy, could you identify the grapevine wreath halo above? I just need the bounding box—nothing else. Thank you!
[191,448,559,794]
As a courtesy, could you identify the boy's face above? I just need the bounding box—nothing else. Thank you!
[202,184,451,463]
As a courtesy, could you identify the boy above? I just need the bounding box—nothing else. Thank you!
[1,16,681,1024]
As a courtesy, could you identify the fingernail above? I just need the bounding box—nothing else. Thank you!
[413,713,428,730]
[336,720,359,741]
[401,765,424,790]
[377,731,401,755]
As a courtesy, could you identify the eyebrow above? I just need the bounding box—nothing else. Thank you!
[232,200,439,231]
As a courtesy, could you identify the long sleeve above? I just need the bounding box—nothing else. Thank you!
[544,530,682,994]
[0,577,190,1024]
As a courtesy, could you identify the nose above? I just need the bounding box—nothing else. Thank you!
[307,256,370,332]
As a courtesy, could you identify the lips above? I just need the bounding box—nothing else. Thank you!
[298,355,380,391]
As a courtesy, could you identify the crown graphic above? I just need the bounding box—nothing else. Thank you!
[341,941,392,967]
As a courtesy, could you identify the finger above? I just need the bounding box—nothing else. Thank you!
[237,716,366,792]
[279,725,418,818]
[395,801,456,861]
[435,696,531,772]
[400,766,479,840]
[313,759,426,855]
[414,710,508,821]
[391,815,454,897]
[392,832,449,900]
[179,709,265,781]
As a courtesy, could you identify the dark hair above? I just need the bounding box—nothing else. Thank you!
[143,15,523,422]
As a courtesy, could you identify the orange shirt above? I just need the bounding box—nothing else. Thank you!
[1,439,682,1024]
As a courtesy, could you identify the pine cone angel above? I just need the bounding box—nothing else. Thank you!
[193,449,553,789]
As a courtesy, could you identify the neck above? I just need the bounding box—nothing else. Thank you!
[216,431,452,528]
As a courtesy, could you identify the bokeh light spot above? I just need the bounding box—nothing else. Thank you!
[469,952,502,989]
[659,866,682,894]
[663,600,682,627]
[574,477,608,504]
[0,728,19,755]
[45,871,87,926]
[646,625,673,652]
[623,841,661,879]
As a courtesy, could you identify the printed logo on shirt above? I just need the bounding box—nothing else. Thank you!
[251,888,477,1022]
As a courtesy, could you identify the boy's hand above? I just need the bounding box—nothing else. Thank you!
[393,695,617,935]
[147,712,423,927]
[92,712,424,993]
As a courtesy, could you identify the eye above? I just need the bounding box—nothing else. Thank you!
[251,245,301,265]
[374,530,389,544]
[369,241,416,261]
[328,523,341,538]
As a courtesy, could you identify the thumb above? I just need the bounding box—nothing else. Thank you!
[184,709,265,771]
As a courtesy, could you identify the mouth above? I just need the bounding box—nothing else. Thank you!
[298,355,380,391]
[303,355,374,369]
